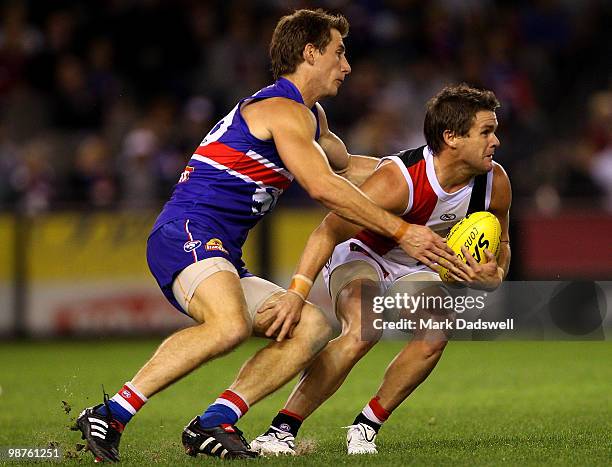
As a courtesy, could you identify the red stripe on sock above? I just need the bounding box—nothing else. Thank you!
[118,384,146,411]
[220,390,249,415]
[110,420,125,433]
[279,408,304,422]
[369,396,390,422]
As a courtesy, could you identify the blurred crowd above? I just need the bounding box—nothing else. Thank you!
[0,0,611,214]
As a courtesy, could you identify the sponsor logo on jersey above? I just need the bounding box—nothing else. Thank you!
[178,165,194,183]
[440,213,456,221]
[183,240,202,253]
[205,238,228,254]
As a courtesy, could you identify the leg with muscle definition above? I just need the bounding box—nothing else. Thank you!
[349,274,451,454]
[76,268,254,461]
[196,276,332,433]
[252,261,382,455]
[132,270,252,396]
[374,336,447,412]
[280,278,381,417]
[228,299,332,404]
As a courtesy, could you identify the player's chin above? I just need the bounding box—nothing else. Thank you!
[328,84,340,96]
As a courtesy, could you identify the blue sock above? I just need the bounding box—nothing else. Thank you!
[198,404,239,428]
[94,383,147,426]
[198,389,248,428]
[95,399,133,425]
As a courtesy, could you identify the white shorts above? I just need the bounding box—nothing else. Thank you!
[172,257,284,319]
[323,239,440,308]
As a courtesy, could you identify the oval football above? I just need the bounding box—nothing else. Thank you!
[439,211,501,282]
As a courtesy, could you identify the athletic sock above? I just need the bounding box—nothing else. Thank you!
[353,396,391,433]
[267,409,304,436]
[95,382,147,426]
[198,389,249,428]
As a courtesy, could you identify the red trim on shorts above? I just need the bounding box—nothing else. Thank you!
[354,230,397,257]
[348,242,390,278]
[184,219,198,262]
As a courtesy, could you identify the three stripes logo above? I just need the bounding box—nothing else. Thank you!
[88,417,109,440]
[198,437,229,459]
[184,427,231,459]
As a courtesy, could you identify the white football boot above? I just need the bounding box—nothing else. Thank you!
[345,423,378,454]
[251,428,296,456]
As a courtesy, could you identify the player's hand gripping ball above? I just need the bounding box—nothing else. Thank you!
[438,211,501,282]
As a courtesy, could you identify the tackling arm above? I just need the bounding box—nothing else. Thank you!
[315,103,378,186]
[269,100,460,273]
[291,161,409,281]
[260,161,410,341]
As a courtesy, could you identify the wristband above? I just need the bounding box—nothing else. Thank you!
[288,274,313,301]
[392,222,410,242]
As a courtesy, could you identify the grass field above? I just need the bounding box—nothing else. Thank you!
[0,339,610,465]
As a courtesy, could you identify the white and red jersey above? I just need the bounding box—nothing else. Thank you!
[353,145,494,268]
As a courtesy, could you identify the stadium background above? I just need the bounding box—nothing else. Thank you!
[0,0,611,338]
[0,1,610,464]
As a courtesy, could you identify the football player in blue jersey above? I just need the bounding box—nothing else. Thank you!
[76,9,463,462]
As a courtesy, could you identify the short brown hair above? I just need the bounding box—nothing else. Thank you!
[270,9,349,80]
[424,84,500,154]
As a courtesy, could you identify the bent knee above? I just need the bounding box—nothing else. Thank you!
[296,304,333,348]
[415,339,448,359]
[340,330,378,360]
[216,318,251,351]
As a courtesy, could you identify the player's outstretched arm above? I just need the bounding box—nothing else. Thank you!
[268,100,462,273]
[315,103,378,186]
[290,161,410,280]
[262,162,461,340]
[261,161,407,341]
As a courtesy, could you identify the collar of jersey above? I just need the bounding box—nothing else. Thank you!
[424,146,474,201]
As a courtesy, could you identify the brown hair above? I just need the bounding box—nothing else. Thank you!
[424,84,500,154]
[270,9,349,80]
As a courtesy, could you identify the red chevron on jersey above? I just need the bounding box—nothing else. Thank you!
[355,159,437,256]
[405,159,437,224]
[327,146,496,273]
[194,142,292,190]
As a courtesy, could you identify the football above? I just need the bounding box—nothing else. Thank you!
[438,211,502,282]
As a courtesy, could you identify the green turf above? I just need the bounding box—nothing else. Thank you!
[0,339,610,465]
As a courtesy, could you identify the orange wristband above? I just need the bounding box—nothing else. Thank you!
[288,274,313,301]
[392,222,410,242]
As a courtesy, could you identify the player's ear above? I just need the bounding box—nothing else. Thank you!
[303,43,317,65]
[443,130,458,149]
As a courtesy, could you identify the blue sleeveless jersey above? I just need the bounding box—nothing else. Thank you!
[153,78,320,241]
[147,78,321,311]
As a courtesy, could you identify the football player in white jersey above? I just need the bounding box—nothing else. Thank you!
[252,84,512,456]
